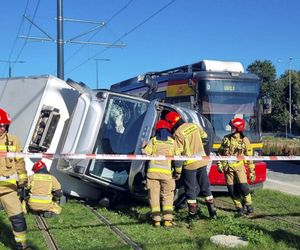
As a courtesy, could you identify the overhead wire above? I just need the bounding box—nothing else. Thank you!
[66,0,177,77]
[1,0,30,77]
[64,0,134,65]
[14,0,42,63]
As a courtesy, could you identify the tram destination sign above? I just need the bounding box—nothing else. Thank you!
[205,81,259,93]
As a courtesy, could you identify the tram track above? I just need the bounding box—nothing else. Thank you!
[32,196,298,249]
[34,214,60,250]
[84,203,143,250]
[33,202,143,250]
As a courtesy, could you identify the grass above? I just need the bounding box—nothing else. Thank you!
[0,189,299,249]
[97,189,300,250]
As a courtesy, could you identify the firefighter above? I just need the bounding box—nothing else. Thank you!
[0,108,29,250]
[165,111,217,219]
[142,119,180,227]
[217,117,255,216]
[27,160,62,217]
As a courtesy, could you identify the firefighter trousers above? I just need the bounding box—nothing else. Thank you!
[147,178,175,222]
[27,200,62,215]
[0,185,27,249]
[183,167,213,200]
[224,164,252,208]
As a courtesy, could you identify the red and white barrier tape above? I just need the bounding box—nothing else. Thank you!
[0,152,299,161]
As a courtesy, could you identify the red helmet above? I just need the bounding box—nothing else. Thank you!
[0,109,11,125]
[32,160,47,173]
[155,120,171,131]
[165,111,181,128]
[229,118,245,132]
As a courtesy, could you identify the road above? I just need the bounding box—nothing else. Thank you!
[264,161,300,196]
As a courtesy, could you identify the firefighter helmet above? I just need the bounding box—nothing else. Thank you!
[0,109,11,125]
[32,160,47,173]
[165,111,181,128]
[229,118,245,132]
[155,120,171,131]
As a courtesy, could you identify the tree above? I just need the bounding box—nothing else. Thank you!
[247,60,283,132]
[247,60,276,98]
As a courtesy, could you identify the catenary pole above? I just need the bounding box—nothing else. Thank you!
[57,0,64,80]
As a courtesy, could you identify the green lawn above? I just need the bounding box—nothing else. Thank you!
[0,189,299,250]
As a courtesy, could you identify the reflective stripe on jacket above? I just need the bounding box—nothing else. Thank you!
[28,173,61,203]
[218,133,253,168]
[0,133,27,178]
[29,194,53,203]
[142,137,177,176]
[174,123,208,170]
[0,173,18,181]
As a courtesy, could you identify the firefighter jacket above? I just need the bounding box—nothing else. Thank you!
[28,173,61,204]
[0,132,27,187]
[174,123,208,170]
[217,132,254,171]
[142,136,178,180]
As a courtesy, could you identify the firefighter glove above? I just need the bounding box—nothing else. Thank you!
[248,163,255,182]
[217,161,224,173]
[17,187,28,201]
[249,172,256,182]
[17,179,27,188]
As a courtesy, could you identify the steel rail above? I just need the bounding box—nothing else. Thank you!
[34,214,60,250]
[85,204,143,250]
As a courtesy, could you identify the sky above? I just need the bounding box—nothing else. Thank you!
[0,0,300,90]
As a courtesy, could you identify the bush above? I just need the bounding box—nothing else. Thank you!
[263,138,300,155]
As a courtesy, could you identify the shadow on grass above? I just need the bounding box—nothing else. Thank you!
[252,223,300,249]
[250,212,300,219]
[0,219,15,249]
[0,217,39,250]
[268,228,300,248]
[34,220,147,231]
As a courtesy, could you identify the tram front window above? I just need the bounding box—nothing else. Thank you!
[203,93,260,142]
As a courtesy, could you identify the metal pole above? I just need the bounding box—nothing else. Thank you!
[95,59,110,89]
[0,60,25,78]
[289,57,292,135]
[9,63,12,78]
[57,0,64,80]
[96,60,99,89]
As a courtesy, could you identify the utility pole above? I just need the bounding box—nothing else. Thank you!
[95,59,110,89]
[0,60,25,78]
[288,57,292,135]
[19,0,125,81]
[57,0,64,80]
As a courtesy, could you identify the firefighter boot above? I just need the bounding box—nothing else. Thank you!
[206,202,217,219]
[16,242,31,250]
[153,221,161,227]
[236,207,244,217]
[188,202,198,218]
[163,220,176,228]
[246,204,254,214]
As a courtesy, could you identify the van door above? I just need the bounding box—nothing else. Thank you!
[84,94,152,191]
[128,100,159,195]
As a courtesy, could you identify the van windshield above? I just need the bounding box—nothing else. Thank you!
[87,94,148,186]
